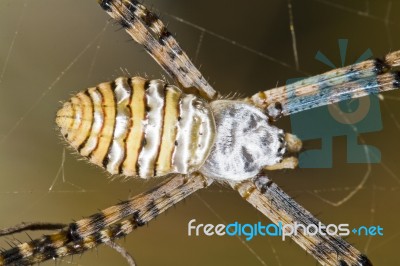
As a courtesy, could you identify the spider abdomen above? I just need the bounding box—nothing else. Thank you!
[56,77,215,178]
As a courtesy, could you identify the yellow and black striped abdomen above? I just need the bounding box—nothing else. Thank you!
[56,77,216,178]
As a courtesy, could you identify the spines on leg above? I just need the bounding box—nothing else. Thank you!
[0,174,212,265]
[97,0,218,100]
[232,175,373,266]
[247,50,400,117]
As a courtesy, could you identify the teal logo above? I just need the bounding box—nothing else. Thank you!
[288,39,382,168]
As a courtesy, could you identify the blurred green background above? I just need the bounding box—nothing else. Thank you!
[0,0,399,265]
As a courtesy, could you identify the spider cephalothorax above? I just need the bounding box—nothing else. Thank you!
[200,100,286,181]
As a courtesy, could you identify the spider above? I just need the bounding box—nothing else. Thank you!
[0,0,399,265]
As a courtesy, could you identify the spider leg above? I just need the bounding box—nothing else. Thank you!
[231,175,372,266]
[98,0,218,100]
[42,214,142,265]
[264,157,298,170]
[285,133,302,153]
[0,173,212,265]
[0,222,66,237]
[248,51,400,117]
